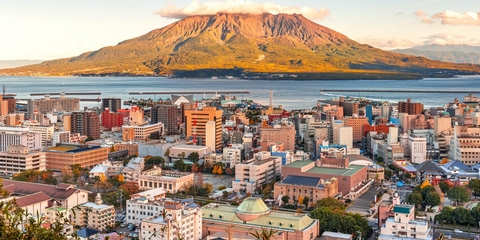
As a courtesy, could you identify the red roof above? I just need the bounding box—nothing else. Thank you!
[3,179,85,201]
[15,192,52,207]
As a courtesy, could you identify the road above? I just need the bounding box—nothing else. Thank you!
[436,228,480,239]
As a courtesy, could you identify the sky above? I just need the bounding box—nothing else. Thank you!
[1,0,480,60]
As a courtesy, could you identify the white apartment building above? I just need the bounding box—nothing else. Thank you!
[126,188,167,225]
[138,167,194,194]
[139,202,202,240]
[0,145,46,176]
[25,125,54,148]
[52,131,70,146]
[449,125,480,165]
[223,144,244,167]
[379,205,432,240]
[232,153,282,194]
[123,157,145,182]
[408,135,427,164]
[0,127,42,152]
[71,194,115,231]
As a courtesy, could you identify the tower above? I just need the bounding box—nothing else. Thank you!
[269,90,273,108]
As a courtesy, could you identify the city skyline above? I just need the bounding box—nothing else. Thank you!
[1,0,479,60]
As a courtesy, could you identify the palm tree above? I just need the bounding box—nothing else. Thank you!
[249,227,278,240]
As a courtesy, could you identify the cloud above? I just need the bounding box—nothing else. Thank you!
[432,10,480,25]
[355,38,416,49]
[422,33,480,45]
[414,10,433,24]
[157,0,330,20]
[394,12,404,17]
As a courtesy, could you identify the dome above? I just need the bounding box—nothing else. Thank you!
[235,197,271,222]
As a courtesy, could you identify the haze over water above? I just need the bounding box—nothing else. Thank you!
[2,76,478,110]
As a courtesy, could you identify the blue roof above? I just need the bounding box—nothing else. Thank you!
[443,160,471,171]
[77,228,100,238]
[282,175,321,187]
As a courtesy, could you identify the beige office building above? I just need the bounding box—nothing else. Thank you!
[122,122,164,141]
[232,154,282,194]
[71,194,115,231]
[259,123,296,151]
[0,145,46,176]
[45,144,108,171]
[138,167,194,193]
[184,106,223,151]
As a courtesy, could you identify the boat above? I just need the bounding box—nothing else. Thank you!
[211,76,218,79]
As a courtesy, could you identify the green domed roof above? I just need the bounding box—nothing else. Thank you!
[235,197,270,222]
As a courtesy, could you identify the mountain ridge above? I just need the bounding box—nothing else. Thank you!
[2,12,480,79]
[391,44,480,65]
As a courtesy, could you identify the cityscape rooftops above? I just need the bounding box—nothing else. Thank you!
[306,164,364,176]
[393,205,414,214]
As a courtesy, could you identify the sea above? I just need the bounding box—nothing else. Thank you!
[1,76,479,111]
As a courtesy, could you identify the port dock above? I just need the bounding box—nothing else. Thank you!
[129,91,250,95]
[320,89,480,93]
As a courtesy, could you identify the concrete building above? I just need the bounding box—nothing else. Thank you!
[140,201,202,240]
[449,125,480,165]
[273,175,339,207]
[126,188,167,225]
[331,120,344,144]
[344,117,369,142]
[122,157,145,182]
[167,145,212,163]
[0,126,42,152]
[101,98,121,112]
[70,111,101,140]
[232,153,282,194]
[338,127,353,150]
[44,144,109,171]
[223,144,244,167]
[101,109,124,130]
[71,194,115,231]
[202,197,320,240]
[379,205,432,240]
[151,104,178,135]
[52,131,70,146]
[122,122,164,142]
[4,113,24,126]
[25,125,54,148]
[138,167,194,193]
[184,106,223,151]
[27,94,80,119]
[282,157,369,199]
[408,134,427,164]
[259,123,296,151]
[114,142,139,157]
[398,98,424,115]
[0,145,46,177]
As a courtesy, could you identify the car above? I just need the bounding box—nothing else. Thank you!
[445,235,452,240]
[120,223,127,227]
[132,233,138,238]
[453,229,463,233]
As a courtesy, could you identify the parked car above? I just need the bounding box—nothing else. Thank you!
[453,229,463,233]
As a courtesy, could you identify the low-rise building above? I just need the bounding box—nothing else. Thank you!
[45,144,109,171]
[140,201,202,240]
[122,123,164,141]
[0,145,46,177]
[122,157,145,182]
[379,204,432,240]
[232,154,282,194]
[138,167,194,193]
[273,175,339,207]
[71,194,115,231]
[126,188,167,225]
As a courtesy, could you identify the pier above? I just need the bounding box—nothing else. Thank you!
[129,91,250,95]
[320,89,480,94]
[30,92,101,96]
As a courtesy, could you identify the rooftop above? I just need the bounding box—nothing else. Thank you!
[280,175,322,187]
[393,205,414,214]
[81,202,114,210]
[284,160,313,168]
[306,164,365,176]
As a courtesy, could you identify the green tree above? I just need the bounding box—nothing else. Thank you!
[425,192,441,207]
[144,156,165,170]
[85,136,95,142]
[468,179,480,198]
[315,197,346,211]
[303,196,310,207]
[406,192,423,208]
[187,152,200,164]
[173,160,187,172]
[421,185,436,199]
[435,206,454,224]
[453,207,475,225]
[439,181,450,194]
[281,196,289,205]
[448,186,470,206]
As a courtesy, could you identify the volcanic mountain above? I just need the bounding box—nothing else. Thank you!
[3,12,480,79]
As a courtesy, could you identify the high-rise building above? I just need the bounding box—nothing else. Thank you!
[184,106,223,151]
[101,109,124,130]
[0,97,8,117]
[70,111,101,140]
[4,113,24,126]
[27,94,80,119]
[101,98,121,112]
[398,98,424,115]
[344,117,369,142]
[151,104,178,135]
[0,127,42,152]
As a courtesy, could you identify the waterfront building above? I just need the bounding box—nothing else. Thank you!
[101,98,121,112]
[0,145,46,176]
[398,98,424,115]
[27,94,80,119]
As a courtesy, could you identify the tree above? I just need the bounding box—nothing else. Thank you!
[439,181,450,194]
[177,152,186,161]
[173,160,187,172]
[119,181,140,195]
[315,197,346,211]
[448,186,470,206]
[453,207,475,225]
[303,196,310,208]
[225,167,233,175]
[187,152,200,164]
[249,227,278,240]
[406,192,423,208]
[440,158,449,164]
[144,156,165,170]
[298,196,304,207]
[310,206,372,237]
[425,192,441,207]
[222,191,229,199]
[281,196,289,205]
[85,136,94,142]
[468,179,480,198]
[118,174,125,183]
[421,185,436,199]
